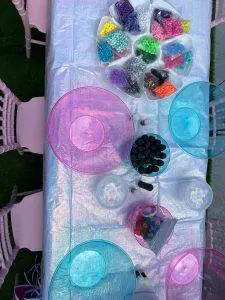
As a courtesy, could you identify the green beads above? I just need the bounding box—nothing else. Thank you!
[136,36,160,55]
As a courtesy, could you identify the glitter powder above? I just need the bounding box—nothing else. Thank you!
[105,31,130,53]
[137,6,148,32]
[125,56,146,78]
[99,21,118,38]
[153,81,177,98]
[97,40,113,63]
[181,20,191,33]
[136,36,160,55]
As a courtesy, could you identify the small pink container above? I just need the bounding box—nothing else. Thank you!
[127,200,173,250]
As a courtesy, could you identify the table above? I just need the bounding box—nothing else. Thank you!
[43,0,212,299]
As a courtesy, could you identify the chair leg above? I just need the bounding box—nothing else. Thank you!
[11,0,32,59]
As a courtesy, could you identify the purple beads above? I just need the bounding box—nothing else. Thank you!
[115,0,134,20]
[109,68,128,88]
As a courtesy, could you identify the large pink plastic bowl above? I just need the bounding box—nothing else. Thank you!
[48,86,135,174]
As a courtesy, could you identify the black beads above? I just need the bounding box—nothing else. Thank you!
[130,134,168,175]
[138,180,154,191]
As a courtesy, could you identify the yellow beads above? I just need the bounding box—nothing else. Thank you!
[181,20,191,33]
[99,21,118,38]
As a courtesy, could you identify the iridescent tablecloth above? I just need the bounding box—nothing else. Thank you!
[43,0,212,299]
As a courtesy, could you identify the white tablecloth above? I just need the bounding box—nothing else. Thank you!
[43,0,212,299]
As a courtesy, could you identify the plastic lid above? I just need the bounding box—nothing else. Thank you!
[48,87,135,174]
[49,240,136,300]
[169,81,225,158]
[95,174,129,209]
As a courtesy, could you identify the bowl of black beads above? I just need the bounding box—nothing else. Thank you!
[130,134,170,176]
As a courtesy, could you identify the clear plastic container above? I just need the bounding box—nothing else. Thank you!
[178,178,213,211]
[95,174,130,209]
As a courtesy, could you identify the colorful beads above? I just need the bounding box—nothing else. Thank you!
[99,20,118,38]
[136,36,160,55]
[182,20,191,33]
[130,134,168,176]
[97,40,113,63]
[98,4,192,99]
[144,68,174,97]
[151,8,191,40]
[109,67,128,88]
[115,0,144,34]
[105,31,130,53]
[153,81,177,98]
[115,0,134,20]
[134,206,164,243]
[162,41,193,74]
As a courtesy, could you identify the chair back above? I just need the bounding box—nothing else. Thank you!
[0,79,21,154]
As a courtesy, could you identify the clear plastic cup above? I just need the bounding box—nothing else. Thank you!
[178,178,213,211]
[95,174,129,209]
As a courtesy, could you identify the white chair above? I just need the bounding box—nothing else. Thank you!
[11,0,47,58]
[0,187,43,287]
[0,79,44,155]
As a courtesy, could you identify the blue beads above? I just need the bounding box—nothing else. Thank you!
[105,31,130,53]
[97,40,113,63]
[163,42,186,56]
[122,12,141,34]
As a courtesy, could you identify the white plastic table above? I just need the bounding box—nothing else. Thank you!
[44,0,212,299]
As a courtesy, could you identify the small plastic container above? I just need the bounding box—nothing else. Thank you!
[109,0,150,35]
[127,201,175,254]
[166,248,225,300]
[151,7,191,41]
[97,17,132,64]
[169,81,225,159]
[178,178,213,211]
[162,38,193,75]
[95,174,130,209]
[130,133,170,177]
[144,68,181,100]
[49,240,136,300]
[48,87,135,174]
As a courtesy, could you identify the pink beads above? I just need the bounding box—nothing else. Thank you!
[151,17,185,41]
